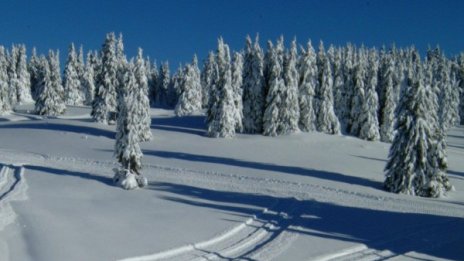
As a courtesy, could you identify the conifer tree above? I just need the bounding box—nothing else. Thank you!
[82,51,97,105]
[385,52,453,197]
[16,45,33,104]
[315,41,340,134]
[35,50,66,116]
[263,38,285,136]
[29,47,42,101]
[156,61,170,107]
[207,38,236,138]
[134,48,153,142]
[332,47,345,131]
[0,46,10,113]
[7,46,19,107]
[358,49,380,141]
[342,44,355,132]
[64,43,84,105]
[114,61,147,190]
[242,35,265,134]
[175,56,202,116]
[281,39,300,133]
[147,59,158,106]
[231,52,244,132]
[379,50,399,142]
[201,51,218,109]
[92,32,118,124]
[349,48,367,136]
[298,40,318,132]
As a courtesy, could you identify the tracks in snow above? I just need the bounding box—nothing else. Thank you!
[0,164,28,231]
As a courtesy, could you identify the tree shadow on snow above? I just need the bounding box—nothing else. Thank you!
[144,150,382,189]
[151,115,206,136]
[0,122,115,139]
[149,182,464,260]
[351,155,387,163]
[27,165,113,185]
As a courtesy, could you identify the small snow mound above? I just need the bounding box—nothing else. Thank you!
[113,168,147,190]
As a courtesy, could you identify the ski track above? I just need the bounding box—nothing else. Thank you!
[0,149,463,260]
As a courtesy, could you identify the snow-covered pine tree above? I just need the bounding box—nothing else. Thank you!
[242,35,265,134]
[82,51,97,105]
[263,38,285,136]
[16,45,33,104]
[133,48,153,142]
[92,32,118,124]
[457,53,464,124]
[175,56,202,116]
[207,38,236,138]
[342,44,355,132]
[231,52,244,132]
[332,47,345,132]
[281,39,300,134]
[358,49,380,141]
[147,59,159,107]
[114,61,147,190]
[64,43,84,105]
[156,61,170,107]
[379,49,399,142]
[349,47,367,136]
[29,47,42,101]
[35,50,66,116]
[0,46,10,113]
[315,41,340,135]
[385,52,453,197]
[298,40,318,132]
[201,51,218,109]
[7,46,19,107]
[437,59,460,131]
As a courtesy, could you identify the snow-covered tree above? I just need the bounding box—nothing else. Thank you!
[175,56,202,116]
[263,38,285,136]
[231,52,244,132]
[242,35,265,134]
[35,50,66,116]
[29,47,42,101]
[82,51,97,105]
[133,48,153,142]
[281,39,300,134]
[155,61,170,107]
[298,41,318,132]
[358,49,380,141]
[0,46,10,113]
[315,41,340,134]
[349,48,367,136]
[16,45,33,104]
[437,59,460,131]
[201,51,217,109]
[92,32,118,124]
[64,43,84,105]
[207,38,236,138]
[379,50,399,142]
[114,61,147,190]
[341,44,355,132]
[332,47,345,132]
[385,53,453,197]
[7,46,19,107]
[147,58,158,106]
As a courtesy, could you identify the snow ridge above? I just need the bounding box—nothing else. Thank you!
[0,164,28,231]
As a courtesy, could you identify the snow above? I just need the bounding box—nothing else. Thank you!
[0,104,464,260]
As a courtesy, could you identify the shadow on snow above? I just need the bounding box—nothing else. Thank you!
[0,122,115,139]
[150,182,464,260]
[26,165,113,185]
[151,115,206,136]
[144,150,382,189]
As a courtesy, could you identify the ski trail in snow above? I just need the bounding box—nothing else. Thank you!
[119,198,300,261]
[0,164,28,231]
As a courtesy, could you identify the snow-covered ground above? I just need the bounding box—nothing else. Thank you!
[0,105,463,261]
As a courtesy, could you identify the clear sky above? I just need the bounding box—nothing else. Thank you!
[1,0,463,68]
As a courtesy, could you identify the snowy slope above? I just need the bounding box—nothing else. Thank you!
[0,105,463,261]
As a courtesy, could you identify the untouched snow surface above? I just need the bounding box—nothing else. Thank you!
[0,105,463,261]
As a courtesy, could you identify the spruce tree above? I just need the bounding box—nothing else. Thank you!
[64,43,84,105]
[332,47,345,132]
[29,47,42,101]
[0,46,10,113]
[315,41,340,134]
[114,61,147,190]
[207,38,236,138]
[231,52,244,132]
[242,35,265,134]
[16,45,33,104]
[349,48,367,136]
[156,61,170,107]
[342,44,355,133]
[298,40,318,132]
[379,51,399,142]
[35,50,66,116]
[134,48,153,142]
[7,46,19,107]
[175,56,202,116]
[385,53,453,197]
[201,51,218,109]
[281,39,300,134]
[92,32,118,124]
[358,49,380,141]
[82,51,97,105]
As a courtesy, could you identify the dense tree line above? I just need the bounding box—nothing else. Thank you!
[0,33,461,195]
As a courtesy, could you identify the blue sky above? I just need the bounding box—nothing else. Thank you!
[1,0,463,68]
